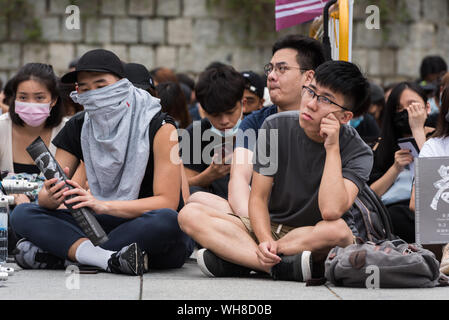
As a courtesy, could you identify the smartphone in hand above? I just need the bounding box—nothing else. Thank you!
[397,137,420,176]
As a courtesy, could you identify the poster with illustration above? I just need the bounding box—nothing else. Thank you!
[415,157,449,244]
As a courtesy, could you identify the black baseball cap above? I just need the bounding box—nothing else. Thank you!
[123,63,155,90]
[241,71,265,99]
[61,49,125,83]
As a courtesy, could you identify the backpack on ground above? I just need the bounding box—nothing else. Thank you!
[349,184,397,242]
[324,239,449,288]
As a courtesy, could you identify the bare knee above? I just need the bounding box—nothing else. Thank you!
[324,219,353,247]
[178,203,207,235]
[186,191,211,205]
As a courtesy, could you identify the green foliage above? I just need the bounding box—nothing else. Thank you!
[206,0,277,42]
[207,0,274,13]
[365,0,411,41]
[69,0,98,17]
[0,0,27,18]
[0,0,42,41]
[24,19,42,42]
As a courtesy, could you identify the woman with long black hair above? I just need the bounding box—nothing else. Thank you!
[369,82,433,242]
[0,63,67,205]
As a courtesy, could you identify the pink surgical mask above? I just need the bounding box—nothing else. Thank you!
[14,101,51,127]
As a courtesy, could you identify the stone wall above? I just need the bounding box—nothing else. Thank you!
[0,0,447,86]
[352,0,449,85]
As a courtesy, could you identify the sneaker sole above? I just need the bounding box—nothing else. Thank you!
[301,251,312,282]
[13,238,63,270]
[122,243,145,276]
[196,248,215,277]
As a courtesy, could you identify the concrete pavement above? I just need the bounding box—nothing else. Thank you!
[1,258,449,301]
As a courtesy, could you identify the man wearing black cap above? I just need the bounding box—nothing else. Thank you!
[11,49,194,276]
[241,71,265,117]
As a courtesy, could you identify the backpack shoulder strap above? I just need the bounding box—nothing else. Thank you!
[362,184,396,240]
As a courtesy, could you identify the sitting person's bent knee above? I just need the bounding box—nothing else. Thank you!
[333,219,354,246]
[10,203,36,233]
[178,202,205,234]
[186,191,211,205]
[321,219,353,247]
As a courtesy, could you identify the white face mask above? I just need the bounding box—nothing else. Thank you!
[210,118,242,137]
[210,108,243,137]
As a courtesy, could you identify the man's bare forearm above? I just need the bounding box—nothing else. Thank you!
[318,147,348,220]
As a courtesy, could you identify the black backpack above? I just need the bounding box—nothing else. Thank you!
[349,183,397,242]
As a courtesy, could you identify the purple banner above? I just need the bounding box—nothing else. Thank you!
[275,0,330,31]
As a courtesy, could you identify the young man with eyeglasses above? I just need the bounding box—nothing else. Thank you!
[183,35,325,217]
[179,60,372,282]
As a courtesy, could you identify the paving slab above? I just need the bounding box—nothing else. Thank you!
[141,260,338,300]
[328,284,449,300]
[2,259,449,300]
[0,263,141,300]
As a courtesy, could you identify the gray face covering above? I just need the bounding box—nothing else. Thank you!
[445,111,449,123]
[71,78,161,201]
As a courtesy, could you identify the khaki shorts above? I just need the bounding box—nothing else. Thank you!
[229,213,295,242]
[229,213,357,245]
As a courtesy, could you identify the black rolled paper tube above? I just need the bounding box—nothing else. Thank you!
[26,137,108,246]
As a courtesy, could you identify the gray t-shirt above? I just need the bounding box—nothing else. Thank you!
[253,111,373,227]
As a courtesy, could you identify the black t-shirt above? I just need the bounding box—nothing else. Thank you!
[253,111,373,227]
[13,163,41,175]
[52,110,177,200]
[180,118,231,199]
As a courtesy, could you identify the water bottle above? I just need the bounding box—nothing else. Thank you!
[0,196,8,266]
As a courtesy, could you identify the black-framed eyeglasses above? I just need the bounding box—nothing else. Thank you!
[264,62,308,77]
[302,85,351,112]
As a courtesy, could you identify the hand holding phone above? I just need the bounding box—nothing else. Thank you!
[397,137,420,175]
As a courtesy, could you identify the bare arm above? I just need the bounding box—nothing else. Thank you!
[250,171,282,267]
[228,147,253,217]
[72,160,88,190]
[249,171,274,243]
[408,101,428,150]
[180,162,190,204]
[370,149,413,197]
[318,146,359,220]
[319,113,359,220]
[370,165,402,197]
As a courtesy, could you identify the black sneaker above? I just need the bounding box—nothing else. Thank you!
[107,243,148,276]
[13,239,67,270]
[270,251,312,282]
[196,248,251,277]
